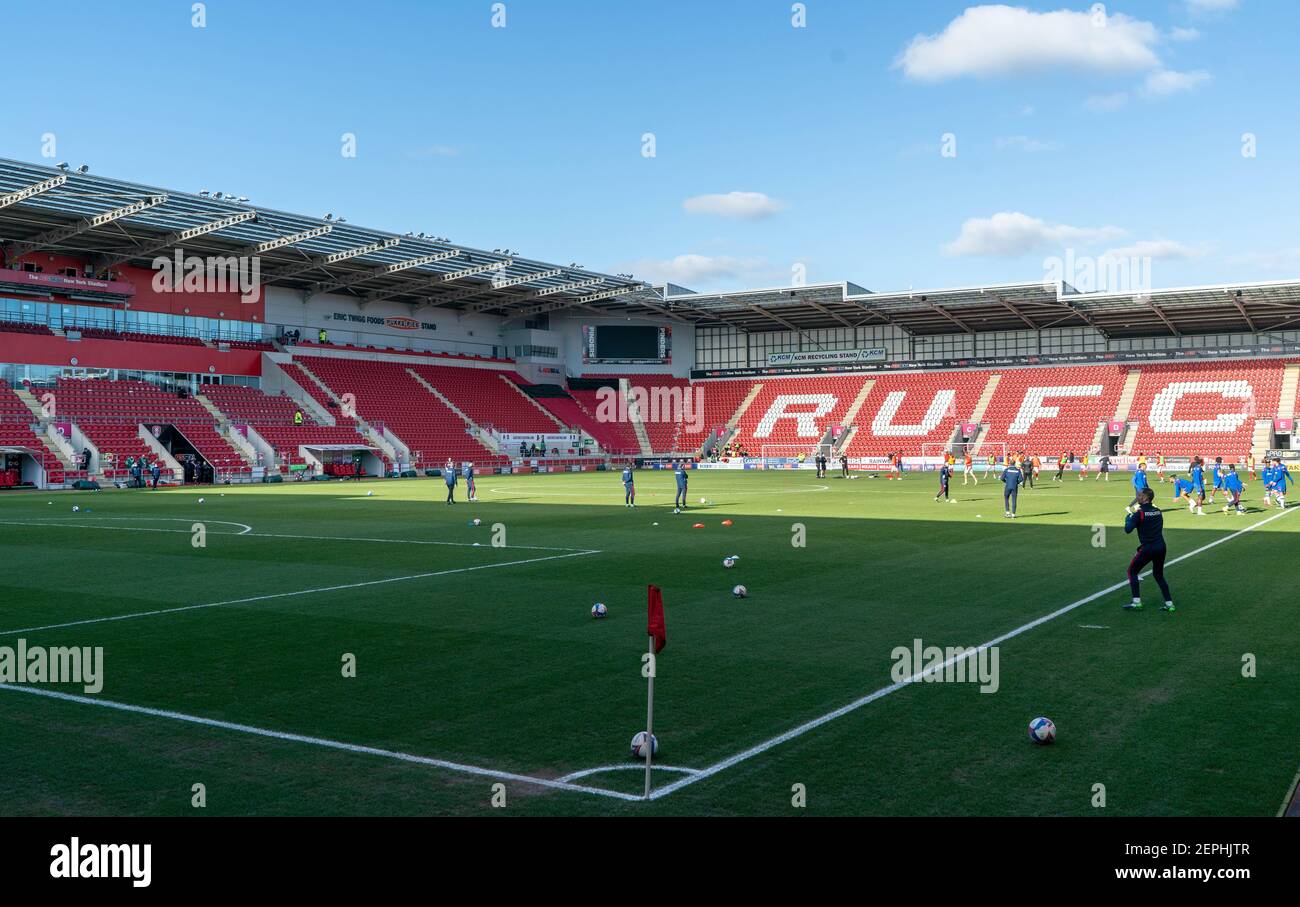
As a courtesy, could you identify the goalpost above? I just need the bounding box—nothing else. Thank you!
[921,441,1007,473]
[758,444,818,468]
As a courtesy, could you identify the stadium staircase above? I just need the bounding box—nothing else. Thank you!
[1251,420,1274,458]
[1280,363,1299,420]
[970,374,1001,424]
[193,394,259,468]
[136,427,184,482]
[621,379,655,457]
[12,385,48,421]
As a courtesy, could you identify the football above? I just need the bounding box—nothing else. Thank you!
[630,731,658,759]
[1028,717,1056,745]
[591,602,608,619]
[732,584,747,598]
[71,505,79,512]
[723,557,736,568]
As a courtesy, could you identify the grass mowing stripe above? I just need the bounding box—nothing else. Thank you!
[0,549,600,637]
[0,519,594,551]
[649,504,1295,801]
[0,685,641,802]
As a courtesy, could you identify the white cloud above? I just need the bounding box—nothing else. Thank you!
[1168,26,1201,41]
[618,254,770,286]
[406,144,460,158]
[1140,68,1211,97]
[944,212,1127,257]
[895,6,1161,82]
[1085,92,1129,111]
[682,191,785,220]
[995,135,1061,152]
[1102,239,1210,261]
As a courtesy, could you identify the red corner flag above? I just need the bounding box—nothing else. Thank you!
[647,584,667,654]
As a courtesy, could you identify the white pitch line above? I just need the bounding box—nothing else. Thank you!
[649,504,1295,801]
[0,684,641,802]
[0,549,599,637]
[558,764,702,783]
[0,519,593,552]
[1277,764,1300,818]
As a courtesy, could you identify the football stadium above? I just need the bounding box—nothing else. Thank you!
[0,1,1297,872]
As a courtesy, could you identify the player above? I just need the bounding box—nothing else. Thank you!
[1189,456,1206,515]
[888,451,900,480]
[934,460,951,502]
[443,457,457,504]
[1123,487,1175,612]
[963,451,977,486]
[1001,457,1023,519]
[1078,452,1089,481]
[622,461,636,507]
[462,461,476,502]
[1222,464,1244,515]
[840,453,849,478]
[1097,453,1110,482]
[1172,473,1196,509]
[672,459,688,511]
[1155,451,1166,482]
[1126,459,1149,512]
[1054,451,1067,482]
[1246,451,1257,480]
[1209,457,1225,503]
[1273,457,1293,508]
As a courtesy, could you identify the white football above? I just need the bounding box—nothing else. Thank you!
[472,518,481,526]
[72,505,80,512]
[630,731,658,759]
[198,498,205,504]
[732,584,747,598]
[591,602,608,619]
[366,490,374,496]
[1028,716,1056,745]
[723,557,736,568]
[699,497,706,504]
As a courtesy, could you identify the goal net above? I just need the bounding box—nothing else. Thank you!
[921,442,1007,469]
[758,444,817,468]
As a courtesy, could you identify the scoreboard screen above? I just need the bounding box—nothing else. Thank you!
[582,325,672,363]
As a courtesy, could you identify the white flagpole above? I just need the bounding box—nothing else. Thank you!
[643,635,655,799]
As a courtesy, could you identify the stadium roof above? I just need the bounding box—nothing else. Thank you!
[0,158,659,319]
[654,279,1300,339]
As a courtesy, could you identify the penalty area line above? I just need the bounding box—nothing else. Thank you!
[649,504,1295,801]
[0,549,600,637]
[0,685,642,802]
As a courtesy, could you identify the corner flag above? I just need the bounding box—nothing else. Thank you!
[647,584,667,653]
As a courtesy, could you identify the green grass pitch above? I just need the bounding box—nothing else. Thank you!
[0,468,1295,816]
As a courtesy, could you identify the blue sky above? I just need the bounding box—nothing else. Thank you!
[4,0,1298,293]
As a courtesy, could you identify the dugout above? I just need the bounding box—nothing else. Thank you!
[0,447,46,488]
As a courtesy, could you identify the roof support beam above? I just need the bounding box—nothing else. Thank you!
[926,301,976,334]
[1230,294,1259,332]
[534,276,606,297]
[6,195,166,258]
[314,249,460,296]
[997,296,1039,330]
[0,174,67,211]
[458,269,566,312]
[439,258,514,283]
[263,237,400,283]
[1145,299,1182,337]
[803,299,855,328]
[247,224,333,255]
[101,210,258,268]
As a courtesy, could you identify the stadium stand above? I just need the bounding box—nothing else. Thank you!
[296,357,503,466]
[410,364,558,433]
[1123,360,1287,456]
[0,320,53,336]
[200,384,368,466]
[979,365,1128,457]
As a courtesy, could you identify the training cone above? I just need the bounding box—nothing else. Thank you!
[721,519,733,526]
[692,522,705,528]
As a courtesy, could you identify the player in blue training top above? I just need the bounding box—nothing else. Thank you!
[621,461,636,507]
[1189,456,1206,516]
[1261,459,1277,506]
[1123,487,1175,612]
[443,457,458,505]
[672,459,689,512]
[1172,473,1196,509]
[1126,460,1149,512]
[1000,459,1023,519]
[1222,463,1244,515]
[1271,457,1293,508]
[934,460,951,502]
[1209,457,1225,503]
[462,461,476,502]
